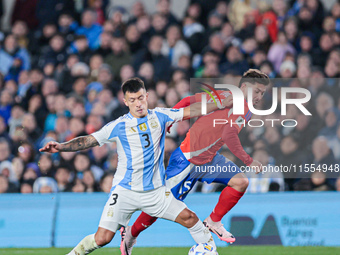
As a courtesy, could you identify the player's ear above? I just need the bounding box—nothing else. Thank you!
[123,97,129,107]
[146,92,149,100]
[240,82,246,90]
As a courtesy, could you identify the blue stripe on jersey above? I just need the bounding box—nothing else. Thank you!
[137,117,155,190]
[245,110,251,119]
[155,111,173,126]
[108,122,121,139]
[246,112,252,121]
[118,122,133,190]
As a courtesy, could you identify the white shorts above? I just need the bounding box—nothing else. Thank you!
[99,185,187,232]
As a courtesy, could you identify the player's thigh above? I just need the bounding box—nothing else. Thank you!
[99,186,139,232]
[142,186,187,222]
[199,154,242,186]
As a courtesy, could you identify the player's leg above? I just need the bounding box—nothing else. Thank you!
[130,212,158,237]
[119,212,157,255]
[67,185,136,255]
[143,186,216,249]
[198,154,248,243]
[209,172,248,221]
[174,207,216,249]
[66,228,115,255]
[204,172,247,244]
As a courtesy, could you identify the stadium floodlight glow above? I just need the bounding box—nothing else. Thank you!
[201,84,312,116]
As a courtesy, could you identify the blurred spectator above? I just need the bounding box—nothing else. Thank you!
[54,166,72,192]
[128,2,146,24]
[268,31,296,73]
[229,0,253,32]
[276,135,303,190]
[150,12,168,37]
[245,149,284,193]
[0,34,31,78]
[100,171,114,193]
[104,36,132,78]
[33,176,58,193]
[11,21,30,49]
[0,160,18,191]
[72,178,86,192]
[0,90,13,124]
[157,0,179,26]
[83,169,99,192]
[39,34,67,69]
[56,54,80,94]
[68,36,92,63]
[58,12,76,44]
[220,45,249,75]
[94,32,113,57]
[161,25,191,67]
[38,154,55,177]
[312,33,334,67]
[133,35,171,82]
[20,179,34,193]
[75,9,102,50]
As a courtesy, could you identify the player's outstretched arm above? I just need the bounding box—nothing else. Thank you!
[39,135,99,153]
[182,95,232,120]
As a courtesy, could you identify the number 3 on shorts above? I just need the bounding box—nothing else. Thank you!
[109,193,118,206]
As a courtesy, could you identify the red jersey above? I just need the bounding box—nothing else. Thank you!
[174,90,253,166]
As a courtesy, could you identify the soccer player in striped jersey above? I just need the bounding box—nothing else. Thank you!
[124,69,269,248]
[40,77,232,255]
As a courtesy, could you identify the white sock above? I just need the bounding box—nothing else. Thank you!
[188,220,216,249]
[67,234,101,255]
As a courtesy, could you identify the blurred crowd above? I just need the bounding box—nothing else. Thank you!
[0,0,339,194]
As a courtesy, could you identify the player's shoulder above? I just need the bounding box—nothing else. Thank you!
[104,114,130,128]
[154,107,181,114]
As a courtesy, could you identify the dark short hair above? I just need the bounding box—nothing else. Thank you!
[239,69,270,88]
[121,77,145,95]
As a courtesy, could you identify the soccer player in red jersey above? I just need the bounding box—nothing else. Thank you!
[120,69,269,254]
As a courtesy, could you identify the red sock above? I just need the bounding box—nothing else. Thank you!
[131,212,158,237]
[210,186,245,222]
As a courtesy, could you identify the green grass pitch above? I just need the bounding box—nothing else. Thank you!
[0,246,339,255]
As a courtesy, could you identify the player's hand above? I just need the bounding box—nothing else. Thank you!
[222,95,233,108]
[39,141,62,153]
[249,160,263,174]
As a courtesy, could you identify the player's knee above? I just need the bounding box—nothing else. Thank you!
[239,177,249,190]
[94,231,114,246]
[177,209,198,228]
[229,174,249,192]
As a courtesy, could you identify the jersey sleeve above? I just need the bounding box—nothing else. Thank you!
[154,107,184,128]
[222,104,253,165]
[222,125,253,166]
[91,120,119,146]
[173,95,196,109]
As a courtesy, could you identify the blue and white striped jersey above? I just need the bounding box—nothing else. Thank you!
[92,108,184,191]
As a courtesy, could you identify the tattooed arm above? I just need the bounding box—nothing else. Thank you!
[39,135,99,153]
